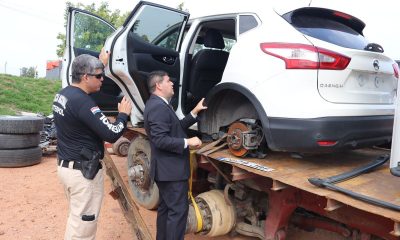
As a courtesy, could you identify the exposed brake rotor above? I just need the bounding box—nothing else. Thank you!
[227,121,264,157]
[227,122,250,157]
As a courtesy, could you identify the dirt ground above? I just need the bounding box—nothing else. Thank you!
[0,151,254,240]
[0,152,134,240]
[0,150,345,240]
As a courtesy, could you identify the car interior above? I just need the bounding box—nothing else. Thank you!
[182,19,236,113]
[72,11,236,117]
[123,16,236,114]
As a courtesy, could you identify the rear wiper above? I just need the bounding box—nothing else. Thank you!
[364,43,384,53]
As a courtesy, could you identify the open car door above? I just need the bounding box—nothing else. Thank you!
[61,7,122,114]
[105,1,189,122]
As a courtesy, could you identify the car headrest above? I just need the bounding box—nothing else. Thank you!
[204,29,225,49]
[196,36,204,45]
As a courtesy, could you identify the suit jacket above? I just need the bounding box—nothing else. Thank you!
[144,94,197,181]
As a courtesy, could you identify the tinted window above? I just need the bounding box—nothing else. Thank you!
[131,6,186,51]
[291,15,369,50]
[73,12,114,52]
[239,15,258,34]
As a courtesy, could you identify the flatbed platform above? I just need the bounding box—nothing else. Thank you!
[105,134,400,239]
[206,148,400,222]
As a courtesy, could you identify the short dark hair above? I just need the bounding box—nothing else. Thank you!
[147,70,168,93]
[71,54,104,83]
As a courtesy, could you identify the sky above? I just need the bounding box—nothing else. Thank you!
[0,0,398,78]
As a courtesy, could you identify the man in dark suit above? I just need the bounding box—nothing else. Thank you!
[144,70,207,240]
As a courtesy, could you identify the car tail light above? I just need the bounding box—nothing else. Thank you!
[260,43,351,70]
[393,63,399,79]
[317,140,338,147]
[333,11,352,20]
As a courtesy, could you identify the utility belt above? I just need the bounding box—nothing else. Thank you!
[57,159,103,171]
[58,148,102,180]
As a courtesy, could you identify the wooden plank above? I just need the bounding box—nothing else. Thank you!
[128,127,147,136]
[208,148,400,221]
[390,221,400,237]
[324,198,344,211]
[271,180,289,191]
[231,166,260,181]
[103,151,153,240]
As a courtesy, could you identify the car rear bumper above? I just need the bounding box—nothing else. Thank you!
[267,115,393,153]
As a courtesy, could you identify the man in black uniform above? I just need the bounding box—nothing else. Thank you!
[53,50,132,240]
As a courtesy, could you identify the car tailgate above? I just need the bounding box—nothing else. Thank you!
[317,49,397,104]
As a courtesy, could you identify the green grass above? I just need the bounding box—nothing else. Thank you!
[0,74,62,115]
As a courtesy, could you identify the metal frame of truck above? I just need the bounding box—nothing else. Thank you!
[104,128,400,240]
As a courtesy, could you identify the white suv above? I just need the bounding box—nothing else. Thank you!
[61,1,399,155]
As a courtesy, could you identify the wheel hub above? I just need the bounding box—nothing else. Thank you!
[129,152,151,190]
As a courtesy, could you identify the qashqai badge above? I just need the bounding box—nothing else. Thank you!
[373,59,380,71]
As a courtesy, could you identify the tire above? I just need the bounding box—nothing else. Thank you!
[127,137,160,210]
[0,133,40,149]
[112,137,130,157]
[0,146,42,167]
[0,116,44,134]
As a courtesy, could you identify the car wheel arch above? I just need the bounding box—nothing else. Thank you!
[199,82,276,149]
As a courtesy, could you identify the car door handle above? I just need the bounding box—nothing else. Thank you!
[162,56,175,65]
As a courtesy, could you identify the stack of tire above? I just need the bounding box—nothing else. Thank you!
[0,115,44,167]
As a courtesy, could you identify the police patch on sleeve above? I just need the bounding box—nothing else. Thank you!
[90,106,101,115]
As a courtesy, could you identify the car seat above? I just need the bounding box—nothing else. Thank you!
[188,29,229,104]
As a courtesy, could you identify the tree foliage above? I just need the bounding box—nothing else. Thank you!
[177,2,188,12]
[56,2,129,57]
[20,67,38,78]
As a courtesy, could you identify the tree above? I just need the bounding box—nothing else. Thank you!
[56,2,129,57]
[177,2,188,12]
[20,67,38,78]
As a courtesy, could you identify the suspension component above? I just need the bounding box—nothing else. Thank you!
[227,121,263,157]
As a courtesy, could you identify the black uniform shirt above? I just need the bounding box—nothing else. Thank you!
[53,85,128,161]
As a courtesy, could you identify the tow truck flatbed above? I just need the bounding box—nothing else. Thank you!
[105,134,400,239]
[205,148,400,222]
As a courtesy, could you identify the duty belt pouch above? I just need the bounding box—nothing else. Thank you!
[80,148,101,180]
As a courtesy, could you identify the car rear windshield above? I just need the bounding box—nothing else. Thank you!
[284,8,369,50]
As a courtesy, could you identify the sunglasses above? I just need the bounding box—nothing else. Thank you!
[87,73,104,79]
[78,72,104,79]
